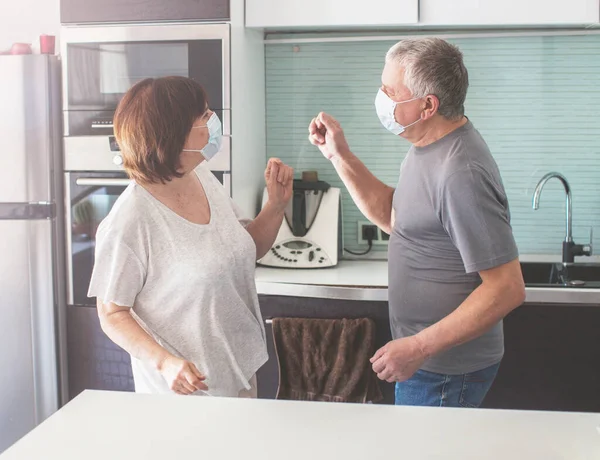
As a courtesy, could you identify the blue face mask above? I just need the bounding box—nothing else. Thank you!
[375,89,422,135]
[183,112,223,161]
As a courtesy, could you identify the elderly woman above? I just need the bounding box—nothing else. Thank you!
[88,76,293,398]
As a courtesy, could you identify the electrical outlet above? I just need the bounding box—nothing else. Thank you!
[357,221,388,245]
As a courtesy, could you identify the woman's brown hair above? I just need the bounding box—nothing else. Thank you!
[113,76,208,184]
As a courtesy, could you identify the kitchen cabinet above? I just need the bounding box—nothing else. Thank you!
[66,296,600,412]
[256,294,600,412]
[420,0,599,26]
[61,0,229,24]
[66,305,133,400]
[247,0,598,28]
[245,0,418,28]
[65,297,395,402]
[256,295,396,404]
[483,303,600,413]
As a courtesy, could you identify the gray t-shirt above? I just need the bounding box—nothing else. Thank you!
[88,163,268,397]
[388,120,518,375]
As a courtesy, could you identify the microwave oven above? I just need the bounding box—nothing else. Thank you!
[61,23,231,172]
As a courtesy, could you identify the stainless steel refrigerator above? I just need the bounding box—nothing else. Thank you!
[0,55,67,453]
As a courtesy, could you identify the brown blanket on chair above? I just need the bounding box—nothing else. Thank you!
[272,317,383,403]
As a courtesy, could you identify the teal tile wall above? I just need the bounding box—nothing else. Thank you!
[265,34,600,256]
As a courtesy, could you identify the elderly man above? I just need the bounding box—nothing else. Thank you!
[309,37,525,407]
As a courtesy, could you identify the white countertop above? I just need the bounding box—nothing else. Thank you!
[255,260,600,304]
[2,390,599,459]
[256,260,388,287]
[255,256,600,287]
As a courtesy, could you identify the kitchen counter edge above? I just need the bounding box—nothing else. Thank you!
[256,281,600,305]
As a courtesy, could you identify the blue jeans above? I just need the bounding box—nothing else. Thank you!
[395,362,501,407]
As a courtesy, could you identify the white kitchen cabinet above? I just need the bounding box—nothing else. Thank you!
[420,0,599,26]
[246,0,418,28]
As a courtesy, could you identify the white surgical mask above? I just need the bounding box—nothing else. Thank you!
[375,89,422,135]
[183,112,223,161]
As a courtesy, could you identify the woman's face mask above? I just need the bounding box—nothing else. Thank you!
[183,112,223,161]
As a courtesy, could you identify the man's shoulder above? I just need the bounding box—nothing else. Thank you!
[439,124,498,179]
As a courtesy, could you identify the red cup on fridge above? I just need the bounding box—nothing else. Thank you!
[40,35,55,55]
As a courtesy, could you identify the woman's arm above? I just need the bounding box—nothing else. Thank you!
[97,300,208,395]
[244,158,293,260]
[245,202,285,260]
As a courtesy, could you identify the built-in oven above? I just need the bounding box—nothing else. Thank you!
[63,169,230,397]
[65,172,127,307]
[65,170,230,307]
[61,22,232,306]
[61,24,233,396]
[61,23,231,172]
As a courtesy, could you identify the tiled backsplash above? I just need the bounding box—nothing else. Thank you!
[265,34,600,256]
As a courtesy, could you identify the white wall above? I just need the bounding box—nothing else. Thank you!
[0,0,60,53]
[230,0,267,219]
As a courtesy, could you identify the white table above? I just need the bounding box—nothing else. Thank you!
[2,390,599,459]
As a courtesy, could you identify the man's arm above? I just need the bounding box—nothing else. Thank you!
[309,112,395,233]
[417,258,525,356]
[331,153,395,234]
[372,258,525,382]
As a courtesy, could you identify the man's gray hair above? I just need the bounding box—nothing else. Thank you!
[386,37,469,120]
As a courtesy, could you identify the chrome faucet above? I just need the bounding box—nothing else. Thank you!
[532,172,592,264]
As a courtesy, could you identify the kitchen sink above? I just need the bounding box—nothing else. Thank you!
[521,262,600,288]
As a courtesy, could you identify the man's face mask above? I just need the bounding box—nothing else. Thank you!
[375,89,422,135]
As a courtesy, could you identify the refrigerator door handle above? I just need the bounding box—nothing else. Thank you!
[0,202,55,220]
[27,219,59,425]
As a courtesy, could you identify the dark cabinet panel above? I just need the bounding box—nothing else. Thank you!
[66,297,395,403]
[256,295,395,405]
[61,0,229,24]
[66,296,600,413]
[483,303,600,412]
[66,305,133,400]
